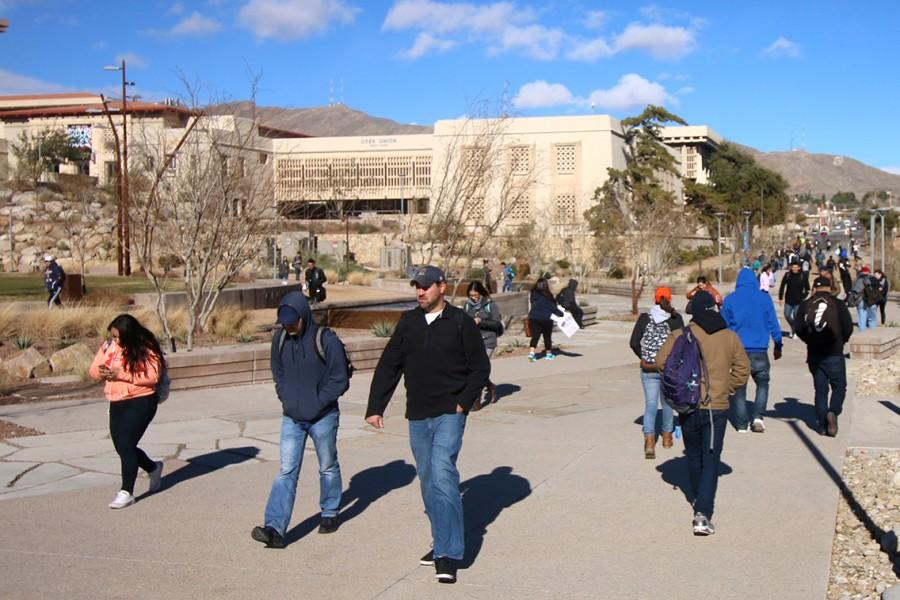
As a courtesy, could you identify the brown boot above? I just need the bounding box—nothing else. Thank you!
[661,431,674,448]
[644,434,656,459]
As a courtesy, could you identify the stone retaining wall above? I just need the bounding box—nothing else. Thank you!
[847,328,900,360]
[134,282,303,311]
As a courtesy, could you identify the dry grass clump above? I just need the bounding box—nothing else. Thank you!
[324,268,340,284]
[205,306,256,338]
[346,271,376,286]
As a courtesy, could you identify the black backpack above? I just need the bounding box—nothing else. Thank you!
[278,327,354,379]
[862,279,883,308]
[797,296,837,347]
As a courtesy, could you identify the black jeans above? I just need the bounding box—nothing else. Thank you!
[528,318,553,352]
[679,409,727,518]
[109,394,158,493]
[807,355,847,429]
[878,300,887,324]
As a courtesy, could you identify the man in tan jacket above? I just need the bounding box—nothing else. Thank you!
[656,290,749,536]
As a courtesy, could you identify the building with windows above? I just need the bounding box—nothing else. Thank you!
[660,125,723,184]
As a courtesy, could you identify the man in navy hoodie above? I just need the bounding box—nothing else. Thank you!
[722,268,783,433]
[252,291,350,549]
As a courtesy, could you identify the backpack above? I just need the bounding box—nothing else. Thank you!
[638,317,671,363]
[156,356,171,403]
[797,296,837,346]
[278,327,355,379]
[661,325,709,415]
[863,279,883,308]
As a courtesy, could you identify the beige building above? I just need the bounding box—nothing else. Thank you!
[660,125,723,184]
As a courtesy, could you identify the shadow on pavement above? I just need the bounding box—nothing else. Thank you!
[878,400,900,417]
[155,447,260,494]
[552,348,583,358]
[285,460,417,544]
[784,420,899,577]
[656,454,733,506]
[768,397,819,432]
[494,383,522,401]
[460,466,531,569]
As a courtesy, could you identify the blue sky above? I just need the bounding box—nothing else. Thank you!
[1,0,899,173]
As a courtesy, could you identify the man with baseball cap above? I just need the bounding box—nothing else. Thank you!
[795,277,853,436]
[251,291,350,548]
[366,265,490,584]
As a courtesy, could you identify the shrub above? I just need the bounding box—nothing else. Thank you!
[346,271,375,286]
[556,259,570,270]
[607,266,626,279]
[352,223,379,234]
[14,334,33,349]
[236,334,255,343]
[370,320,396,338]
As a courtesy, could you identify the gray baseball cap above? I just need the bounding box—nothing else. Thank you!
[409,265,446,287]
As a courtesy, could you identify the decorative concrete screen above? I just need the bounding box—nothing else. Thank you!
[555,143,576,174]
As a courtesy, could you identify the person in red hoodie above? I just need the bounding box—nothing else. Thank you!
[89,314,164,509]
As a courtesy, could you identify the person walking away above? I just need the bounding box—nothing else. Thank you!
[527,277,564,361]
[500,261,515,292]
[873,269,890,325]
[795,277,853,436]
[555,279,585,328]
[305,258,327,304]
[655,291,749,536]
[778,261,809,338]
[629,286,684,458]
[292,254,303,281]
[482,259,495,294]
[365,265,490,584]
[819,265,842,298]
[686,276,723,313]
[88,314,165,509]
[278,257,290,280]
[251,292,350,548]
[722,267,783,433]
[838,260,853,302]
[463,281,502,408]
[758,264,775,293]
[849,265,880,331]
[43,254,66,308]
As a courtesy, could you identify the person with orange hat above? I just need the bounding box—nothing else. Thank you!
[629,286,684,459]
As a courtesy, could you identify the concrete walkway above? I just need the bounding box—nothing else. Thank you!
[0,295,896,599]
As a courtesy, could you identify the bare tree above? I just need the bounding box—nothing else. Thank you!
[415,113,538,293]
[129,79,275,351]
[58,178,107,292]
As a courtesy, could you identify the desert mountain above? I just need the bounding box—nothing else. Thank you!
[210,101,432,137]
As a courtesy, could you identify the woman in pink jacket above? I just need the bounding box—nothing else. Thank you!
[89,314,164,509]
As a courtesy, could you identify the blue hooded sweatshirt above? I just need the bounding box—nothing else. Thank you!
[722,267,783,354]
[270,291,349,423]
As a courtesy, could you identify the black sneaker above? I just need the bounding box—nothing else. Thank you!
[318,515,340,534]
[419,550,434,566]
[251,525,285,549]
[826,411,839,437]
[434,557,457,583]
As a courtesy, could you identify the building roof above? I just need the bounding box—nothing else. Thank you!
[0,99,196,120]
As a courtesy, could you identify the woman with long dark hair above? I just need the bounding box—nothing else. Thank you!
[528,277,563,362]
[463,280,502,408]
[89,314,165,509]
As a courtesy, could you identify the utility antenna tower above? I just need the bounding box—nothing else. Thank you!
[500,81,509,117]
[340,79,344,105]
[328,79,334,107]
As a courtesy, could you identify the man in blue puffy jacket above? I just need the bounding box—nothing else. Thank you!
[251,291,350,548]
[722,267,783,433]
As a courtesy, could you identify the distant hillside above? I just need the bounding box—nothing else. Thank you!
[209,101,432,137]
[733,144,900,199]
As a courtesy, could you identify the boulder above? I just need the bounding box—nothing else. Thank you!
[12,191,37,206]
[44,200,64,214]
[49,342,95,375]
[1,347,50,379]
[0,187,12,202]
[11,222,24,234]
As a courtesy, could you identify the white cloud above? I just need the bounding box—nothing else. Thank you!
[583,10,607,29]
[567,37,614,61]
[114,52,148,69]
[588,73,674,110]
[166,2,185,16]
[170,11,222,36]
[496,24,564,60]
[239,0,358,41]
[614,23,696,59]
[675,85,694,95]
[397,32,456,59]
[512,80,574,109]
[92,40,108,51]
[762,36,800,58]
[881,166,900,176]
[383,0,530,35]
[0,68,75,95]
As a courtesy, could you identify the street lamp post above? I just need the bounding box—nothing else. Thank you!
[103,60,134,276]
[714,212,725,283]
[743,210,752,263]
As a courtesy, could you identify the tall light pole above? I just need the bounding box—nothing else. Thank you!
[743,210,752,263]
[103,60,134,276]
[714,212,725,283]
[870,209,877,268]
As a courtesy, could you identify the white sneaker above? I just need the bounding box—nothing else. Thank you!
[751,418,766,433]
[108,490,135,509]
[736,426,750,434]
[148,461,164,493]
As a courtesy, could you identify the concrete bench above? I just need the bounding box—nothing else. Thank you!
[848,328,900,360]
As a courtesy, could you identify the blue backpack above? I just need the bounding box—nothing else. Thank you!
[661,325,709,414]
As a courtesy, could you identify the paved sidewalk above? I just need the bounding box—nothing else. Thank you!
[0,305,894,599]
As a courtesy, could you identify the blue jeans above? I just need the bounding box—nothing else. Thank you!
[640,370,673,435]
[264,411,342,537]
[784,303,800,332]
[679,409,728,518]
[409,412,467,561]
[857,303,878,331]
[729,352,770,429]
[807,355,847,429]
[503,279,512,292]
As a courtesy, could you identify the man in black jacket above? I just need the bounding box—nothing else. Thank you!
[366,265,490,584]
[796,277,854,437]
[778,261,809,338]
